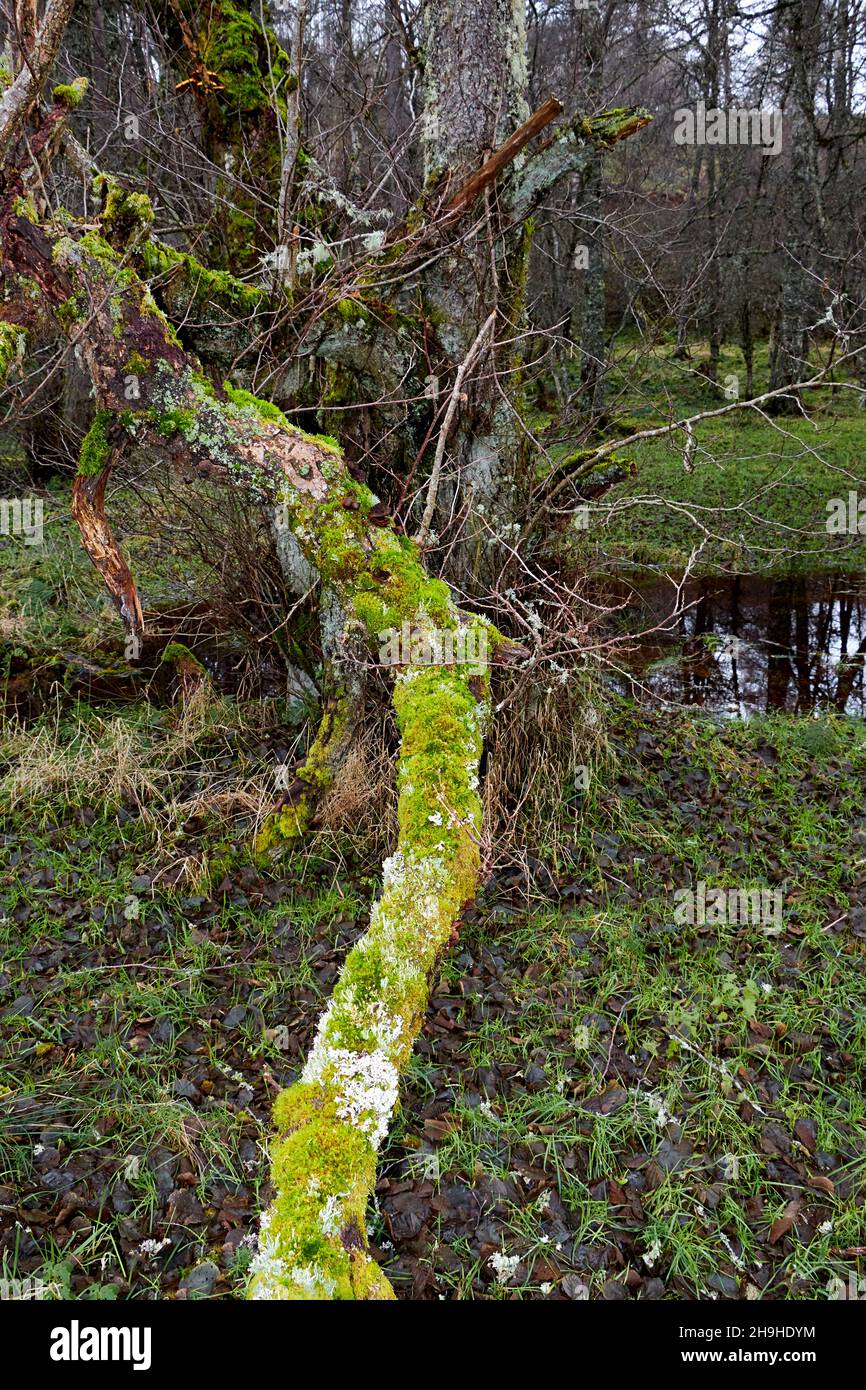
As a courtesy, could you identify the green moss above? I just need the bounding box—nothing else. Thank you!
[254,1092,385,1300]
[335,297,367,324]
[52,77,88,110]
[79,230,130,274]
[12,194,38,222]
[156,407,197,438]
[351,532,453,634]
[123,352,149,377]
[200,1,293,122]
[160,642,204,670]
[255,796,311,853]
[297,427,340,454]
[140,241,264,313]
[77,411,113,477]
[393,665,485,863]
[223,383,290,429]
[60,228,182,343]
[223,383,341,456]
[0,322,25,384]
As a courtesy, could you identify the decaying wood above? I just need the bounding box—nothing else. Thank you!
[0,27,649,1298]
[440,95,564,220]
[0,191,495,1297]
[71,457,145,645]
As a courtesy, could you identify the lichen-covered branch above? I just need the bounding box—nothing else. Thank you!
[505,107,652,224]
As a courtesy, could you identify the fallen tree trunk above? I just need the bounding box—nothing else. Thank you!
[0,192,500,1300]
[0,14,647,1292]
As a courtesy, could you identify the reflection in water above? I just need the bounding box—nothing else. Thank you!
[628,575,866,717]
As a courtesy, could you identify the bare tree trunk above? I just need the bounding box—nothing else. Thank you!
[574,0,608,418]
[420,0,531,584]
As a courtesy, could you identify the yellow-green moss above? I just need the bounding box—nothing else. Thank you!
[94,177,155,245]
[161,642,204,669]
[223,383,340,454]
[254,795,311,853]
[141,242,265,313]
[252,643,489,1298]
[52,77,88,109]
[77,411,113,476]
[156,407,197,438]
[201,1,295,123]
[0,322,25,384]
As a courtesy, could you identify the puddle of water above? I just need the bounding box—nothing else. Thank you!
[625,575,866,717]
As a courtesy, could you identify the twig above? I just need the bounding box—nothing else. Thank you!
[416,309,497,546]
[441,96,563,220]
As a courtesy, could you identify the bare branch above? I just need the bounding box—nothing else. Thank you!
[0,0,76,167]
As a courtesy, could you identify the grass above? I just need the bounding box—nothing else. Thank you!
[377,701,866,1299]
[2,680,864,1301]
[0,742,369,1297]
[557,338,866,578]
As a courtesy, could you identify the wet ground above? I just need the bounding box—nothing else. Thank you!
[625,574,866,718]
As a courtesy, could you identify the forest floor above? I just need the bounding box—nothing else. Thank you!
[1,698,864,1300]
[562,338,866,578]
[2,340,865,1301]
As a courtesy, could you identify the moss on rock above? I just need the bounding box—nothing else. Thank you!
[141,242,265,314]
[160,642,204,669]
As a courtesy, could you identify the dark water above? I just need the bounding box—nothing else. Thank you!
[625,575,866,717]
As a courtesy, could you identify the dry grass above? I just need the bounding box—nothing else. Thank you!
[0,712,165,817]
[483,664,611,874]
[317,716,398,849]
[0,688,262,829]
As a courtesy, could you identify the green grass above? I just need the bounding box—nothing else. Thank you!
[0,695,369,1298]
[379,701,866,1299]
[2,339,865,1299]
[557,339,866,578]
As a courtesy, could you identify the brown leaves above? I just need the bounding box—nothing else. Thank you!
[769,1200,800,1244]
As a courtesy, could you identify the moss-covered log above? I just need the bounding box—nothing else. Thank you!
[0,191,497,1300]
[0,22,647,1296]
